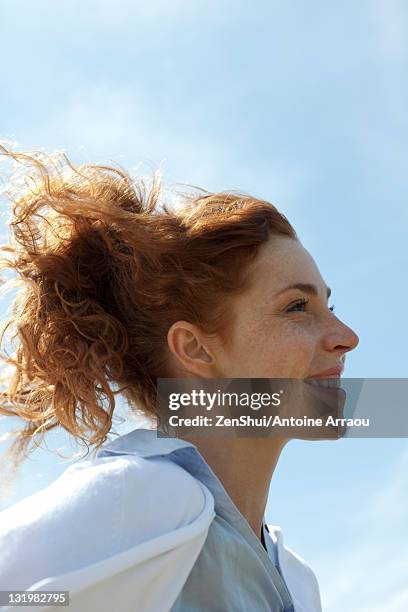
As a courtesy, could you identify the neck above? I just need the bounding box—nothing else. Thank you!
[181,434,287,543]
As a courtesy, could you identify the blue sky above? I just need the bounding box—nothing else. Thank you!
[0,1,407,610]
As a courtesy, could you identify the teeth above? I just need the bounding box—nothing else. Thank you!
[306,378,340,388]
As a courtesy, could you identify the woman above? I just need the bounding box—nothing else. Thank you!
[0,144,359,611]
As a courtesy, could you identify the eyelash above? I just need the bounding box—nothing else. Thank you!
[287,298,336,313]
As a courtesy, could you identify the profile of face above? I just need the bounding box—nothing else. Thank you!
[168,235,359,380]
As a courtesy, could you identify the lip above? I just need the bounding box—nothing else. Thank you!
[306,366,343,379]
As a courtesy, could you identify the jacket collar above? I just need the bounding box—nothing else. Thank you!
[96,425,266,535]
[96,426,196,460]
[96,427,235,520]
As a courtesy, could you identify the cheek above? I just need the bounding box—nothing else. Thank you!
[226,319,316,377]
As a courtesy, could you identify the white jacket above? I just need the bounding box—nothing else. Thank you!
[0,454,215,612]
[0,429,322,611]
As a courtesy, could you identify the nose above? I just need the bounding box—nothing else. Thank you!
[323,315,360,355]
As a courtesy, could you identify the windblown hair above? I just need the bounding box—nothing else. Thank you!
[0,143,297,484]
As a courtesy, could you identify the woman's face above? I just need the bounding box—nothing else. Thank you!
[210,235,359,379]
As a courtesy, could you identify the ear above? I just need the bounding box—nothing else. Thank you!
[167,320,215,377]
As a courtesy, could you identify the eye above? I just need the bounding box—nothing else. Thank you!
[287,298,309,312]
[287,299,336,313]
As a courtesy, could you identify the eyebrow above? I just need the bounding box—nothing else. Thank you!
[275,283,332,299]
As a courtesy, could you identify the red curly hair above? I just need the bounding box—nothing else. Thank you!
[0,142,297,483]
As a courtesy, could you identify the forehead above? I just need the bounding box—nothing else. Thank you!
[245,236,326,299]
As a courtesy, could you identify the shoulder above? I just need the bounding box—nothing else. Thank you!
[60,453,208,524]
[0,453,212,590]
